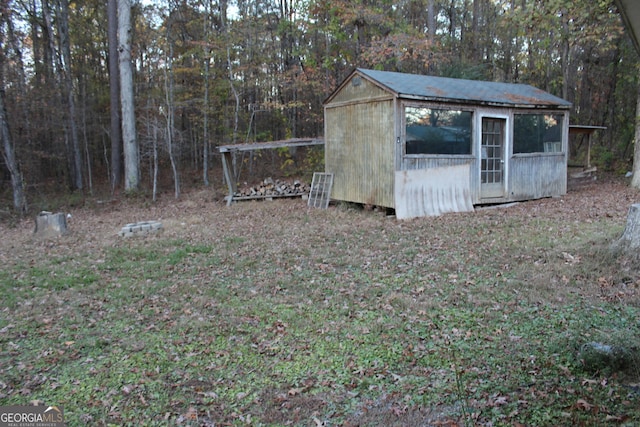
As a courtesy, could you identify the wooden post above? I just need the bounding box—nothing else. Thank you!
[221,151,237,206]
[586,132,592,168]
[34,212,68,237]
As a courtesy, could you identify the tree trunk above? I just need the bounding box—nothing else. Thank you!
[80,79,93,194]
[30,0,44,84]
[227,47,240,144]
[560,11,570,102]
[118,0,139,192]
[108,0,122,192]
[58,0,83,191]
[631,73,640,189]
[427,0,436,40]
[471,0,480,63]
[202,1,211,187]
[0,88,27,214]
[41,0,58,86]
[152,116,159,202]
[42,0,73,188]
[164,29,180,199]
[0,1,27,214]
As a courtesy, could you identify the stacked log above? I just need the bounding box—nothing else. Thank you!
[233,178,310,199]
[568,166,597,189]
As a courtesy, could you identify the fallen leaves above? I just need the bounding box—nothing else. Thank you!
[605,414,628,422]
[562,252,581,265]
[488,394,509,407]
[1,179,639,427]
[184,406,198,420]
[287,387,305,396]
[390,403,408,416]
[575,398,595,412]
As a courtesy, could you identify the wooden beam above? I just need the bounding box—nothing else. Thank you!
[569,125,607,135]
[218,138,324,153]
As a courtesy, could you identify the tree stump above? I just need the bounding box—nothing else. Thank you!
[612,204,640,254]
[34,211,68,237]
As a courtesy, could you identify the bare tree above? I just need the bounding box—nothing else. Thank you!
[0,88,27,214]
[0,0,27,213]
[0,4,25,212]
[202,0,213,187]
[427,0,436,40]
[108,0,122,192]
[118,0,139,191]
[58,0,83,190]
[631,83,640,189]
[163,30,180,199]
[42,0,82,189]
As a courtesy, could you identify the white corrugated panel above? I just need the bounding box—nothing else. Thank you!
[394,165,474,219]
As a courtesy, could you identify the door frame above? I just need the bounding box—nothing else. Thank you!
[477,112,509,200]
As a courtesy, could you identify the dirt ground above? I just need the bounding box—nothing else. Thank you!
[1,173,639,426]
[1,173,639,262]
[0,174,637,320]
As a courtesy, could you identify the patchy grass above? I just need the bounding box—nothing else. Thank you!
[1,179,639,426]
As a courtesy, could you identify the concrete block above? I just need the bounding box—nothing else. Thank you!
[119,221,163,238]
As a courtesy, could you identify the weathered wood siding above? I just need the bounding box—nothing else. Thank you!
[508,154,567,200]
[324,77,396,208]
[328,74,392,105]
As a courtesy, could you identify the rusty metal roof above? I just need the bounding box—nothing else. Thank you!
[355,68,571,109]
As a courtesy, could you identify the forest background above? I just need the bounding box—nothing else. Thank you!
[0,0,637,211]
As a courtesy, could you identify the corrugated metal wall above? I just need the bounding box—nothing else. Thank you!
[325,101,395,207]
[509,154,567,200]
[324,78,396,208]
[400,157,478,200]
[394,165,475,218]
[399,149,567,204]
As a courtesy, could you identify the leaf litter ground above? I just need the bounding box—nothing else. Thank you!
[0,175,639,426]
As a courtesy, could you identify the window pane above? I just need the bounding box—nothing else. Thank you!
[405,107,472,155]
[513,114,563,154]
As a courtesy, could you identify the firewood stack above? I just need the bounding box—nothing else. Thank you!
[233,178,311,199]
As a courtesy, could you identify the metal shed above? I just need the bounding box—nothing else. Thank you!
[323,68,572,218]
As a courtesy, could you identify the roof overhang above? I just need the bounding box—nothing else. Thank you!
[616,0,640,55]
[569,125,607,135]
[398,94,571,110]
